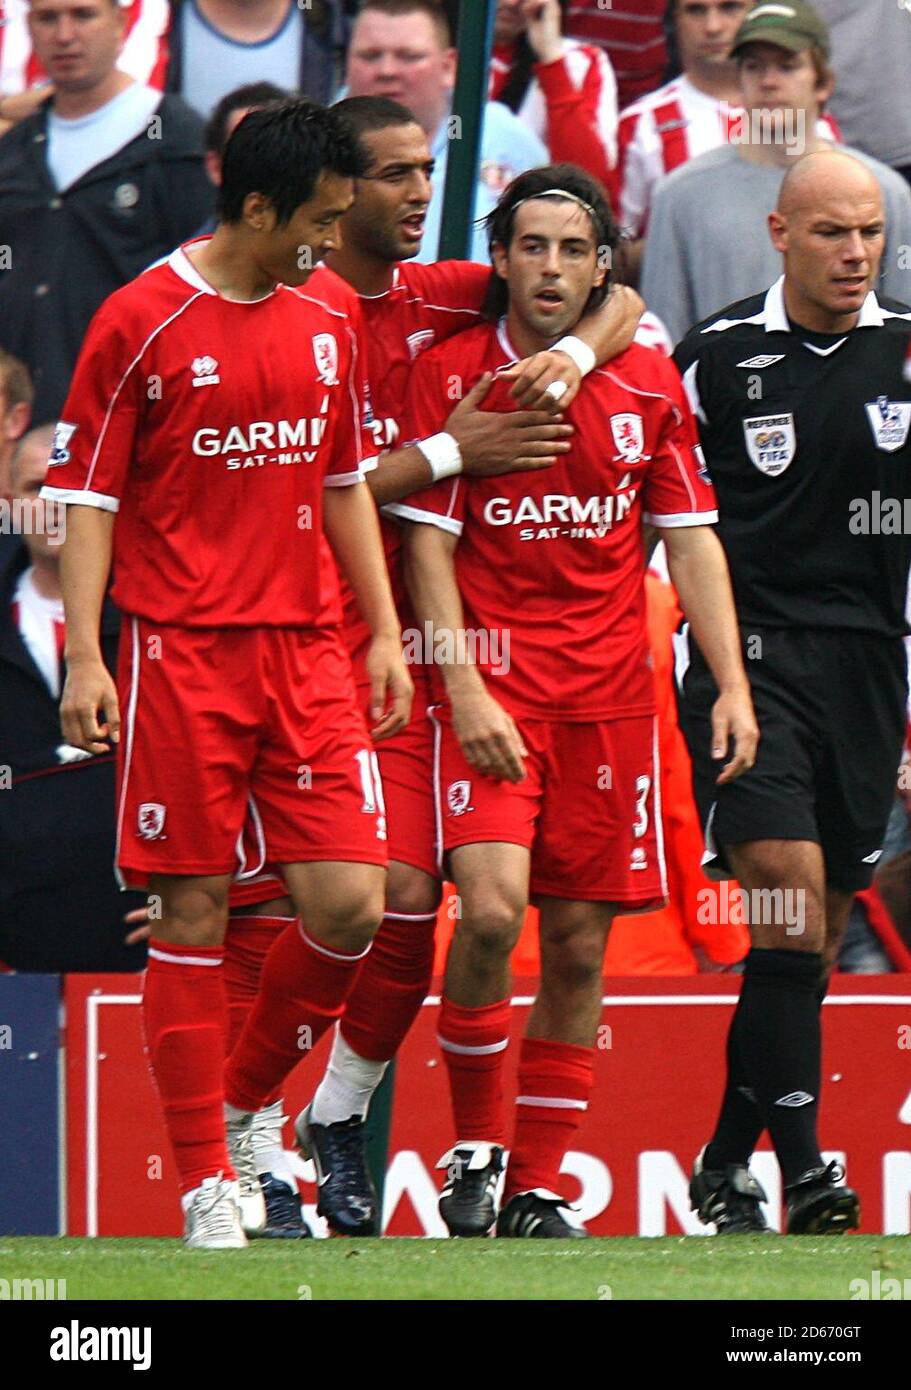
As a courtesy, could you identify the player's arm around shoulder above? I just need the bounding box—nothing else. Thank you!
[373,342,573,508]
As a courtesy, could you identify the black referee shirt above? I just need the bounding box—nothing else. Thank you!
[674,277,911,637]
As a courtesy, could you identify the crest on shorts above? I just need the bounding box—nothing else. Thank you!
[610,413,645,463]
[138,803,166,840]
[865,396,911,453]
[312,333,338,386]
[48,421,77,467]
[742,413,796,475]
[447,780,473,816]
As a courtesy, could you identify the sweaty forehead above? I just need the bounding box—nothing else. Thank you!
[512,198,595,242]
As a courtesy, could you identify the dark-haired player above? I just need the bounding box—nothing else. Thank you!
[45,100,411,1249]
[390,163,758,1237]
[115,96,646,1241]
[288,97,645,1236]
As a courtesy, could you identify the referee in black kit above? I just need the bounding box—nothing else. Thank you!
[673,149,911,1236]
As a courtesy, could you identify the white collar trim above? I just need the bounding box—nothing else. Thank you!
[167,238,277,303]
[763,274,884,333]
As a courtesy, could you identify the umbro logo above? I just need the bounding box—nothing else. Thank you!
[736,355,785,369]
[862,850,883,864]
[191,355,220,387]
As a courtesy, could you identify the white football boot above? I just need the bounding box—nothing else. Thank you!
[224,1107,267,1234]
[182,1174,247,1249]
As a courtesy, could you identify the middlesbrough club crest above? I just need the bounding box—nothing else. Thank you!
[312,333,339,386]
[610,413,644,463]
[137,803,167,840]
[447,781,474,816]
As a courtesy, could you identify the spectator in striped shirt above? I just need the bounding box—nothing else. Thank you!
[490,0,618,188]
[614,0,841,283]
[563,0,668,111]
[641,0,911,343]
[616,2,750,250]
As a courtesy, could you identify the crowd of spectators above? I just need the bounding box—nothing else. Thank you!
[1,0,910,975]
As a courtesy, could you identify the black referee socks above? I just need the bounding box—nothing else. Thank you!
[731,947,825,1187]
[704,1012,763,1172]
[706,959,832,1174]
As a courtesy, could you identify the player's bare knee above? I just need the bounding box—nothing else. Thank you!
[541,927,606,992]
[306,884,384,953]
[385,860,441,917]
[459,888,525,959]
[160,891,228,948]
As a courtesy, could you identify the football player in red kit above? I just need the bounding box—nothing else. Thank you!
[45,101,412,1249]
[121,99,645,1241]
[214,98,646,1238]
[289,97,645,1236]
[390,164,758,1237]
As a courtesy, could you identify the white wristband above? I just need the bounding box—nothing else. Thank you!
[417,431,463,482]
[552,335,596,377]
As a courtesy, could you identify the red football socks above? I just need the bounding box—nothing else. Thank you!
[505,1037,595,1199]
[223,914,290,1108]
[438,996,512,1145]
[341,910,437,1061]
[223,915,289,1055]
[224,919,369,1112]
[142,938,233,1196]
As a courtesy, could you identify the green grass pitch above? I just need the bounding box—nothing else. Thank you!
[2,1236,910,1300]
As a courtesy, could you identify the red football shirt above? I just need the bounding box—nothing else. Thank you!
[307,259,491,686]
[388,319,718,721]
[42,242,369,629]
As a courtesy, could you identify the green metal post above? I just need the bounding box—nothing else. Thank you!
[437,0,497,260]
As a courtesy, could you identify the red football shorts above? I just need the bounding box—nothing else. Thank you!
[353,664,437,880]
[116,619,388,882]
[429,706,667,906]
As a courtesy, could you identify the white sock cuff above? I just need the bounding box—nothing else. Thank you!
[299,924,373,963]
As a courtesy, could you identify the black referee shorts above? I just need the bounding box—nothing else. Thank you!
[676,625,907,893]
